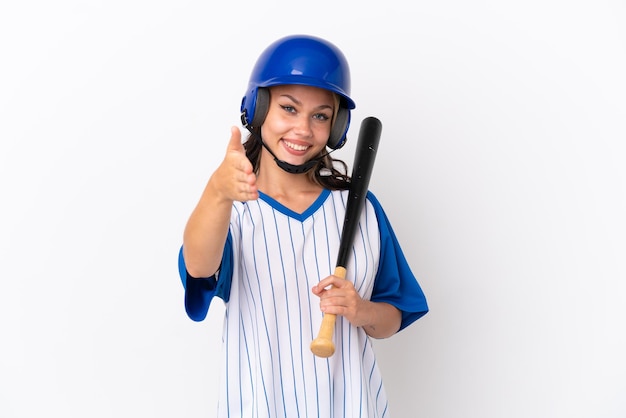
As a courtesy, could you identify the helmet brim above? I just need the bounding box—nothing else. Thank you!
[258,75,356,110]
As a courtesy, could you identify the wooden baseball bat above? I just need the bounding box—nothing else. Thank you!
[310,116,383,358]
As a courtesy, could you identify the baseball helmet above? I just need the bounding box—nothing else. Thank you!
[240,34,355,150]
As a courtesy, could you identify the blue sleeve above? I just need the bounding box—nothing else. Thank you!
[177,232,234,322]
[367,192,429,331]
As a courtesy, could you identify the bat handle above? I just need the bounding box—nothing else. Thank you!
[310,266,347,358]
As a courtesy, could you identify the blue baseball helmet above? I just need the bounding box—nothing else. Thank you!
[240,35,355,150]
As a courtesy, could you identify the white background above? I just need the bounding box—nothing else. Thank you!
[1,1,625,417]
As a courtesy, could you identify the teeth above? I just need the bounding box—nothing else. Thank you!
[285,141,309,151]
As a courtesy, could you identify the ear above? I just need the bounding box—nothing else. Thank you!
[327,106,350,149]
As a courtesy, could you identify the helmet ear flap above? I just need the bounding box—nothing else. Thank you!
[241,88,270,128]
[327,106,350,149]
[251,88,270,127]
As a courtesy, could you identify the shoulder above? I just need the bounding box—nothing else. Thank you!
[365,190,388,223]
[365,190,383,208]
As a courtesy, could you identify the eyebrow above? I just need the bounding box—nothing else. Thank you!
[279,94,333,111]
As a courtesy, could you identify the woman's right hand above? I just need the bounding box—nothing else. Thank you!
[183,127,258,278]
[210,126,258,202]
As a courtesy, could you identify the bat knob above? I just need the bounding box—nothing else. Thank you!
[310,338,335,358]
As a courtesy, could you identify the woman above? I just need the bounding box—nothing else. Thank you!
[178,34,428,417]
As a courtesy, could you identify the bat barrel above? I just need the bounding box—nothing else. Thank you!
[335,116,382,268]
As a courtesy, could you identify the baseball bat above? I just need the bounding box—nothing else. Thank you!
[310,116,383,358]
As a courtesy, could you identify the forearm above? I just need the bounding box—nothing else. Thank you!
[183,179,233,278]
[360,301,402,339]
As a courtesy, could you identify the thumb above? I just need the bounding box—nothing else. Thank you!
[227,126,244,152]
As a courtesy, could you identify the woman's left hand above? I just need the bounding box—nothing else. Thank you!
[311,275,372,328]
[312,274,402,338]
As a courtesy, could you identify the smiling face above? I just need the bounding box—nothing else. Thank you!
[260,84,336,170]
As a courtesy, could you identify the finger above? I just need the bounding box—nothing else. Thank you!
[312,278,334,295]
[226,126,243,152]
[317,275,349,290]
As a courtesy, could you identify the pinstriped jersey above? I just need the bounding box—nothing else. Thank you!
[178,189,428,418]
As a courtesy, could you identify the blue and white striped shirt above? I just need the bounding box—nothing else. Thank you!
[179,189,428,417]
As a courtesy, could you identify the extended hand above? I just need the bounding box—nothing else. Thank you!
[211,126,258,202]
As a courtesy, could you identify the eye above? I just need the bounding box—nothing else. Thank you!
[313,112,331,122]
[280,105,296,113]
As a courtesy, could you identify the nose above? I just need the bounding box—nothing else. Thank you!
[293,116,313,137]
